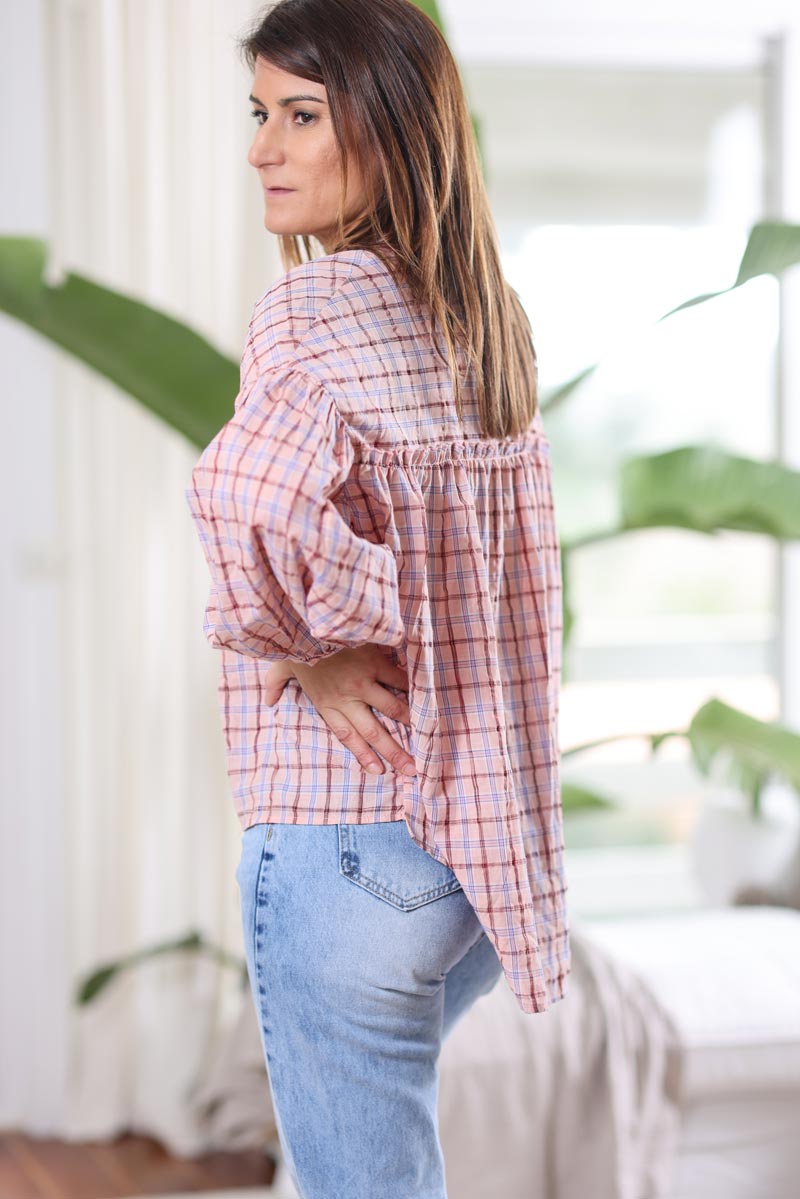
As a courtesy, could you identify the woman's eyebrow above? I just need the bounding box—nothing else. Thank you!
[248,93,327,107]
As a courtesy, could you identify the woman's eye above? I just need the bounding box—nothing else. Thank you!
[249,109,316,127]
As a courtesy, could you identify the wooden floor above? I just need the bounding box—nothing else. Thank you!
[0,1131,276,1198]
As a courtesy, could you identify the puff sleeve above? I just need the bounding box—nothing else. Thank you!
[184,362,406,664]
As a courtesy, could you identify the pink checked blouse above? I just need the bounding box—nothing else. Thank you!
[185,247,570,1015]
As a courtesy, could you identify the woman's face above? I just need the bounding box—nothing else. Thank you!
[247,59,370,252]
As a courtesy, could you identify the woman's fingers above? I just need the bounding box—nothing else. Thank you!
[288,646,416,776]
[362,681,412,726]
[374,657,414,696]
[352,710,417,776]
[320,704,417,777]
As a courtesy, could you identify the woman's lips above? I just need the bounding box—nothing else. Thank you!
[265,187,294,194]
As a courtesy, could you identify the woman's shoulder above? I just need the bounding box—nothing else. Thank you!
[246,249,395,374]
[252,248,390,325]
[247,250,402,381]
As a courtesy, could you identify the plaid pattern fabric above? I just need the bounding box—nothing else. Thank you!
[185,248,570,1015]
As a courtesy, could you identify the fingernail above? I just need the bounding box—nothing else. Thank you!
[366,763,383,774]
[401,762,417,776]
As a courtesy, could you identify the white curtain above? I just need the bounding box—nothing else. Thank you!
[2,0,281,1152]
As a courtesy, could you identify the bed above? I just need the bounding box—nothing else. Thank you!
[188,904,800,1199]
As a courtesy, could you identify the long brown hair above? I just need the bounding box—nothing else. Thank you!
[238,0,538,438]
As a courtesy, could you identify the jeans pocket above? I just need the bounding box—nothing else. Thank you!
[337,820,463,910]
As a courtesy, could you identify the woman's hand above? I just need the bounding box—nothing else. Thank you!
[263,645,417,778]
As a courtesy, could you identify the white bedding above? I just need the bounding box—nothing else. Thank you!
[437,906,800,1199]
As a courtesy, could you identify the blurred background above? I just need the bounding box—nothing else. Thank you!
[2,1,800,1197]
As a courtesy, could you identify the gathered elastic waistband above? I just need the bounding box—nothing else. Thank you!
[351,428,551,469]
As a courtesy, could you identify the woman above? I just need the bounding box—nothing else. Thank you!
[185,0,570,1194]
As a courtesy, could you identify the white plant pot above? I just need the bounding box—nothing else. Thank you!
[688,781,800,906]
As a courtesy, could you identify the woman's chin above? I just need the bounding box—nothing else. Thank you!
[263,215,316,240]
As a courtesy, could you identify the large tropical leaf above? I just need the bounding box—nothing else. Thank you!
[0,236,238,449]
[560,780,617,813]
[563,445,800,552]
[541,221,800,413]
[661,220,800,318]
[559,697,800,819]
[686,697,800,816]
[618,445,800,537]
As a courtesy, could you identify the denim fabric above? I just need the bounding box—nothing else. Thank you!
[235,818,503,1199]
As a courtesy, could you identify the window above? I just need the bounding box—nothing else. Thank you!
[464,60,777,914]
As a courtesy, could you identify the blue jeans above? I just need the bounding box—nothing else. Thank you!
[235,818,503,1199]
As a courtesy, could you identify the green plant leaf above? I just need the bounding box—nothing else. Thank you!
[0,236,238,449]
[539,362,601,415]
[618,444,800,537]
[562,446,800,561]
[659,220,800,318]
[733,221,800,286]
[561,780,618,812]
[561,729,680,761]
[76,963,124,1005]
[560,545,575,669]
[412,0,446,31]
[558,699,800,822]
[540,222,800,410]
[687,697,800,816]
[73,929,247,1005]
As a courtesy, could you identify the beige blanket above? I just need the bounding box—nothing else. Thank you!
[437,920,683,1198]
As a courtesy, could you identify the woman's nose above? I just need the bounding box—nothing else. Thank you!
[248,125,285,169]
